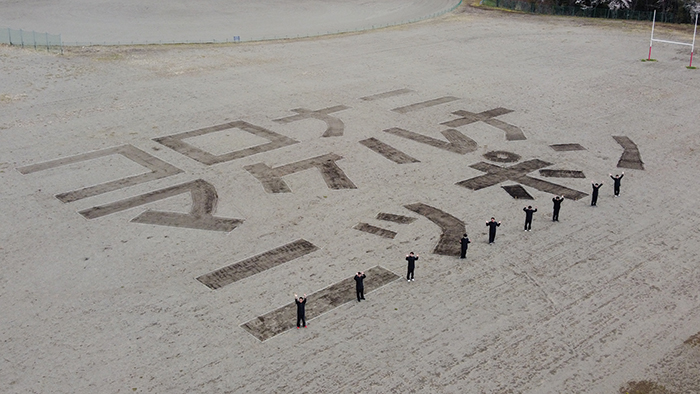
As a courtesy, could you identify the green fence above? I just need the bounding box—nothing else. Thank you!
[0,28,63,53]
[481,0,675,23]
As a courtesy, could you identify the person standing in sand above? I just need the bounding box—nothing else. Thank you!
[406,252,418,282]
[354,272,366,302]
[460,233,471,259]
[295,294,307,328]
[486,217,501,244]
[552,195,564,222]
[591,181,603,206]
[523,206,537,231]
[610,172,624,197]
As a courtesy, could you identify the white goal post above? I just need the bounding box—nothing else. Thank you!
[648,10,698,67]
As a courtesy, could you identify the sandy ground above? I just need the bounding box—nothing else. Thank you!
[2,3,700,394]
[1,0,461,44]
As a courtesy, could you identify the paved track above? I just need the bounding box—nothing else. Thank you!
[2,0,461,45]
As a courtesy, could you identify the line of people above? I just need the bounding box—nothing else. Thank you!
[461,172,625,257]
[294,172,625,329]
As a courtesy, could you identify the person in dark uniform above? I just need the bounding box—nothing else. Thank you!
[354,272,366,301]
[609,172,624,196]
[523,206,537,231]
[591,181,603,206]
[486,217,501,244]
[552,195,564,222]
[406,252,418,282]
[294,293,307,328]
[460,234,471,259]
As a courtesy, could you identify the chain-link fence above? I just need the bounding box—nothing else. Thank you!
[0,28,63,53]
[481,0,675,22]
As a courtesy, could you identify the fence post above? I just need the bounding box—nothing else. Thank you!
[60,33,63,54]
[46,32,49,52]
[33,31,37,50]
[8,28,11,46]
[20,29,24,48]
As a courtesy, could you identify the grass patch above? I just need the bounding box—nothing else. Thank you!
[641,59,657,62]
[619,380,671,394]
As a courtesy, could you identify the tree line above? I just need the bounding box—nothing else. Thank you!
[572,0,700,23]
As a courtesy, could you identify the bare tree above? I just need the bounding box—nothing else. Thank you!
[685,0,700,15]
[576,0,631,9]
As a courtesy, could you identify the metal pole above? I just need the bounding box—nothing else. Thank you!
[20,29,24,48]
[7,28,11,46]
[691,13,698,67]
[649,10,656,60]
[33,30,36,50]
[46,32,49,52]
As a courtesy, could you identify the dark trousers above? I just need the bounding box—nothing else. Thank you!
[407,267,414,280]
[460,246,468,259]
[356,287,364,301]
[553,208,560,221]
[614,186,620,196]
[524,218,532,230]
[297,314,305,328]
[489,232,496,243]
[591,192,599,206]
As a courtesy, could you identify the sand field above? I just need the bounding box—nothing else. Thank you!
[1,3,700,393]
